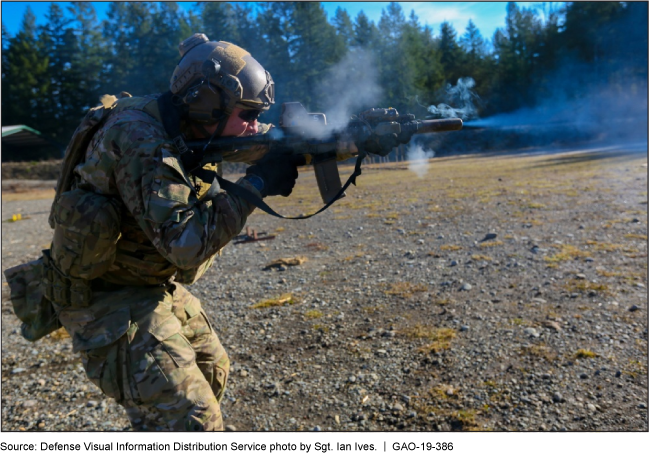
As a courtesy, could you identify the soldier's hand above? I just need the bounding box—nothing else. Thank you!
[245,156,299,197]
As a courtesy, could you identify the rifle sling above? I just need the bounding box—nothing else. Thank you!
[192,154,364,220]
[157,91,364,220]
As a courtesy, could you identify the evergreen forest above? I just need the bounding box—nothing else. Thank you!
[1,1,648,151]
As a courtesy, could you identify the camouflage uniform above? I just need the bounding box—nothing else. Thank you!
[61,94,263,431]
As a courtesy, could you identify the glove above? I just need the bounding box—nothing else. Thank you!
[245,155,299,197]
[359,132,400,157]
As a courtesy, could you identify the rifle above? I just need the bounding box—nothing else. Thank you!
[185,102,462,214]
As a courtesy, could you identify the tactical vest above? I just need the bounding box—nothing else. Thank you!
[5,94,219,344]
[77,95,220,287]
[5,98,121,341]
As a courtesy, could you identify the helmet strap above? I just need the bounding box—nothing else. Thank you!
[212,92,237,137]
[194,122,214,138]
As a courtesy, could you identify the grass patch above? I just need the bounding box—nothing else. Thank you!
[440,245,463,251]
[251,293,298,309]
[520,343,557,362]
[455,409,477,428]
[341,251,365,262]
[401,324,438,339]
[430,384,458,400]
[624,234,647,240]
[478,241,503,248]
[312,323,329,333]
[417,328,457,353]
[471,254,493,261]
[544,244,590,263]
[574,349,597,359]
[384,281,428,298]
[585,240,624,252]
[563,279,610,294]
[2,189,56,202]
[362,305,386,314]
[596,269,622,277]
[304,309,323,319]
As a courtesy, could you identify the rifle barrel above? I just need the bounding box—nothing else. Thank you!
[418,118,463,133]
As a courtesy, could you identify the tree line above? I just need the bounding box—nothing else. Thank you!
[2,1,647,149]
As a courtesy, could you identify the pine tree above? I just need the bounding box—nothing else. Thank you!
[2,7,50,130]
[353,10,378,48]
[401,11,443,115]
[458,19,491,105]
[489,2,544,113]
[333,7,354,47]
[289,2,344,111]
[68,3,106,112]
[254,2,294,120]
[101,2,189,97]
[146,2,193,92]
[438,21,464,84]
[1,23,9,79]
[38,3,76,140]
[376,2,411,110]
[198,1,258,49]
[460,20,486,60]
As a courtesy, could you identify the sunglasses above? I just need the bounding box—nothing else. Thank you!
[238,109,262,122]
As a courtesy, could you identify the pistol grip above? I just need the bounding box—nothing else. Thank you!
[313,158,345,204]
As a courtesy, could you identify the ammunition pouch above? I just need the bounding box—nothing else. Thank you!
[3,255,61,341]
[51,188,123,280]
[42,250,93,308]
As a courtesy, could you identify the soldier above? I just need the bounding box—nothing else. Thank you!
[48,34,297,431]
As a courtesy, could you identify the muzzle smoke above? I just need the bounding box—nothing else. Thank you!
[427,77,479,120]
[464,61,648,150]
[321,48,382,127]
[294,48,382,139]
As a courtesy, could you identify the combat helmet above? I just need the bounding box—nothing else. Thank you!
[170,33,274,134]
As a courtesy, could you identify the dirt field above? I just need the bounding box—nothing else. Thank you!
[1,145,647,431]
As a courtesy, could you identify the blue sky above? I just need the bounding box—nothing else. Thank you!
[2,2,544,41]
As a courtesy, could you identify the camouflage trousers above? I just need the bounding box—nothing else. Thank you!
[79,283,229,431]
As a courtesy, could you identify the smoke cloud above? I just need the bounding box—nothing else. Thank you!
[464,58,648,149]
[406,142,436,178]
[427,77,479,120]
[287,48,382,140]
[320,48,382,128]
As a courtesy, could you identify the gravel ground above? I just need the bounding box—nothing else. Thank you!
[2,146,648,431]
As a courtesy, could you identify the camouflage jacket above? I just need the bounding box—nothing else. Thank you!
[73,94,263,287]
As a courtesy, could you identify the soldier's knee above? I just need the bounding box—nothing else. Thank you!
[182,401,224,431]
